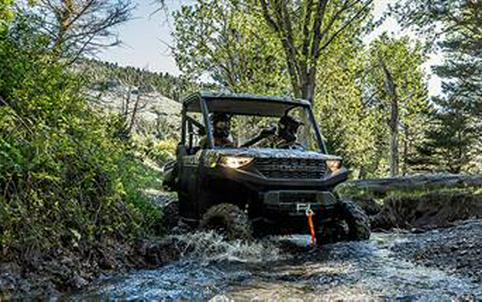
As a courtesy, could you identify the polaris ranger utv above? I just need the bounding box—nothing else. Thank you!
[163,92,370,243]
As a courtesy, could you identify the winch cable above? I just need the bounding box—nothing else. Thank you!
[306,208,317,247]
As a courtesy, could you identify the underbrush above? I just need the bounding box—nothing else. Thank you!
[0,18,163,269]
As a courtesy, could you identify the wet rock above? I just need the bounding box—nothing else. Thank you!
[69,275,89,290]
[391,219,482,283]
[134,237,182,267]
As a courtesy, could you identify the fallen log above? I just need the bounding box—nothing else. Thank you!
[346,174,482,195]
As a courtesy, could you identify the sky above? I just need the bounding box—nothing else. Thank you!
[95,0,442,96]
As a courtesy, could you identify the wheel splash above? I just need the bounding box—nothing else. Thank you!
[171,230,285,264]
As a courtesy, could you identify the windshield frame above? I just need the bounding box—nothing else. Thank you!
[182,93,327,154]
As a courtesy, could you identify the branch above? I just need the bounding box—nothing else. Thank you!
[309,0,330,61]
[319,0,373,52]
[301,0,315,60]
[260,0,280,32]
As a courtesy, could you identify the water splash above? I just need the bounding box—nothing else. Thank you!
[171,230,285,264]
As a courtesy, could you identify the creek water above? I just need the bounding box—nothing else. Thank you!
[71,230,481,301]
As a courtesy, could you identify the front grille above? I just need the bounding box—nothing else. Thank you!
[253,158,327,179]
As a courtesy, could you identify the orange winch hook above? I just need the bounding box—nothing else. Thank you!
[306,207,316,247]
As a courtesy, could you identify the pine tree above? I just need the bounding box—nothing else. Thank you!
[393,0,481,173]
[417,96,479,173]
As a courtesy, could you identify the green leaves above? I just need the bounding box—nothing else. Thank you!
[0,0,14,26]
[0,15,164,259]
[172,0,289,94]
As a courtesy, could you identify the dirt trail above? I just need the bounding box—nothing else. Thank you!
[70,220,482,301]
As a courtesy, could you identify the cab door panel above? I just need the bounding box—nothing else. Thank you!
[178,154,200,219]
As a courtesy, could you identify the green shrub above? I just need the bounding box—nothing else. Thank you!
[0,16,162,259]
[149,138,177,164]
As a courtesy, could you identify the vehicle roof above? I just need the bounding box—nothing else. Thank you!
[182,91,311,117]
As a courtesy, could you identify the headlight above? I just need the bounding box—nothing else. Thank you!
[219,156,254,169]
[326,159,342,173]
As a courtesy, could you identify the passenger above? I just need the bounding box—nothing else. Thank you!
[200,112,235,148]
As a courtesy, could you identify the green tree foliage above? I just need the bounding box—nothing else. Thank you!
[0,0,14,25]
[314,32,382,178]
[257,0,374,102]
[392,0,481,173]
[172,0,289,94]
[0,15,162,259]
[416,96,479,173]
[393,0,481,116]
[315,34,430,178]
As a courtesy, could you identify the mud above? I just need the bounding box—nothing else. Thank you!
[68,220,482,301]
[370,191,482,230]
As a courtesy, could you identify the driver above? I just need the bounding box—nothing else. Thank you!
[200,112,235,148]
[275,115,303,149]
[241,114,303,149]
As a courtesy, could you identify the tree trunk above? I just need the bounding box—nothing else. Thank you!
[299,71,316,146]
[123,86,132,117]
[127,93,142,134]
[390,98,399,177]
[358,166,367,179]
[380,58,399,177]
[402,126,409,176]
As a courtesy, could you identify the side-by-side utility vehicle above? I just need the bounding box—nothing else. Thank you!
[163,92,370,243]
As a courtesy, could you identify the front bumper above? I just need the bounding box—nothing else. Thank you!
[253,190,339,233]
[262,190,337,215]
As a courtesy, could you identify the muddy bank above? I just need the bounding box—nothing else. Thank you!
[0,193,180,299]
[370,190,482,230]
[340,175,482,231]
[0,238,181,299]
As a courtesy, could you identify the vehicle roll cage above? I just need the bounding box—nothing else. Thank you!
[181,92,327,153]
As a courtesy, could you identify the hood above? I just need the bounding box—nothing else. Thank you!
[205,147,340,160]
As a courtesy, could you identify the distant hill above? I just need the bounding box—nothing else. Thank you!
[77,58,201,102]
[87,88,182,141]
[75,59,207,141]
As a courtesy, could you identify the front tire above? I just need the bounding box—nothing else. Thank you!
[340,199,371,241]
[200,203,253,241]
[316,200,370,244]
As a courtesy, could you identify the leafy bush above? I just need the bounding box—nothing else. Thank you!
[0,17,162,260]
[150,138,177,164]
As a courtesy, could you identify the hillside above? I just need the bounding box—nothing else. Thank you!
[77,59,192,141]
